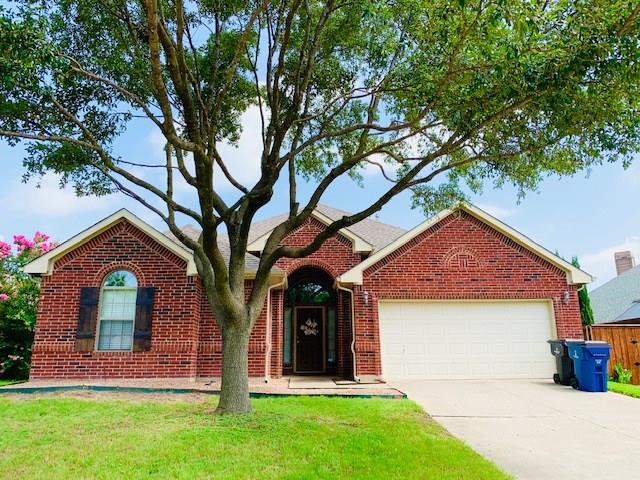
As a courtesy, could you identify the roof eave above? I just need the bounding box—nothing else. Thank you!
[247,209,374,254]
[23,209,198,276]
[337,202,593,286]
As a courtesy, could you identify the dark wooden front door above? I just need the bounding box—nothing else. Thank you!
[294,306,325,373]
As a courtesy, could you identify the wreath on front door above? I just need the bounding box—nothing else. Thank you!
[300,318,319,336]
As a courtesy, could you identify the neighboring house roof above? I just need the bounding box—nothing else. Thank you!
[337,202,593,286]
[24,209,198,276]
[613,301,640,323]
[590,265,640,323]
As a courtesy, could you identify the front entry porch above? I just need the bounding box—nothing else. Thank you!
[293,306,326,373]
[281,267,353,378]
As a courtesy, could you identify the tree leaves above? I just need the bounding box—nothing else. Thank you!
[1,0,639,309]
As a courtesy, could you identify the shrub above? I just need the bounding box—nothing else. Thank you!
[613,362,633,385]
[0,232,54,379]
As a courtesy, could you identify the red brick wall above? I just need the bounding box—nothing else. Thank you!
[196,279,270,378]
[275,217,363,276]
[336,288,354,378]
[272,218,359,377]
[269,289,284,378]
[30,220,200,379]
[31,219,278,380]
[354,211,583,376]
[31,210,583,381]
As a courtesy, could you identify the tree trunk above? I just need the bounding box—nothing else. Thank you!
[216,323,252,414]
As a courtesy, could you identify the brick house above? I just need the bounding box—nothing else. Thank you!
[25,203,591,381]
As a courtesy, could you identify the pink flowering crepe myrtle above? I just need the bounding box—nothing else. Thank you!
[13,234,36,252]
[10,232,54,254]
[0,241,11,260]
[0,231,55,301]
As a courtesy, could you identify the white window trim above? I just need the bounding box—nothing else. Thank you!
[96,279,138,352]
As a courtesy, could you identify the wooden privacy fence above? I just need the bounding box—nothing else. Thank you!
[585,324,640,385]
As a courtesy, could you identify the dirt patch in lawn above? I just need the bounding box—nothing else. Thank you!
[2,389,214,403]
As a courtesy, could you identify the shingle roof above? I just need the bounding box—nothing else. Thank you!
[166,204,407,271]
[314,204,407,251]
[614,301,640,323]
[164,225,264,271]
[244,204,406,251]
[590,265,640,323]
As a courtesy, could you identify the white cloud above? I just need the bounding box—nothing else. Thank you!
[144,105,265,193]
[215,105,265,189]
[146,129,168,162]
[581,237,640,290]
[475,203,516,219]
[0,174,112,217]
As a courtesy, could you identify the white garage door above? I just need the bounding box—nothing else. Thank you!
[378,301,555,380]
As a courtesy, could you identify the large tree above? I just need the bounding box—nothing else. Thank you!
[1,0,639,412]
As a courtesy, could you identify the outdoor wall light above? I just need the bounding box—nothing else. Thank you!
[562,290,570,305]
[363,290,369,305]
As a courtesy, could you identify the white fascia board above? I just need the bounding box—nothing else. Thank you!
[462,203,593,285]
[246,210,374,254]
[337,206,456,284]
[23,209,198,276]
[337,202,593,286]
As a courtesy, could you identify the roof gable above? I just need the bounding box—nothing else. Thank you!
[24,209,198,276]
[165,224,266,273]
[314,204,407,251]
[246,207,375,254]
[614,301,640,322]
[590,264,640,323]
[337,202,593,286]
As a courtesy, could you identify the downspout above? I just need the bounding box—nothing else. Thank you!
[336,282,360,383]
[264,275,287,383]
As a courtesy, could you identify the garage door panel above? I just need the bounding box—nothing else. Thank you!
[379,301,555,380]
[384,363,404,378]
[385,344,404,355]
[470,362,492,376]
[406,343,426,355]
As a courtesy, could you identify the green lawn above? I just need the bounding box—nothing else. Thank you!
[0,395,509,479]
[609,381,640,399]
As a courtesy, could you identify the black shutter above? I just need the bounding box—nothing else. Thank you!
[76,287,99,352]
[133,287,155,352]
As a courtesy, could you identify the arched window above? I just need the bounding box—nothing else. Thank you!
[97,270,138,351]
[285,282,332,305]
[283,268,337,372]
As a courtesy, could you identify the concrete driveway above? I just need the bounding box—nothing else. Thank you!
[393,379,640,480]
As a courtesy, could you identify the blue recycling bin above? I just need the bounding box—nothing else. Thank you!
[567,341,611,392]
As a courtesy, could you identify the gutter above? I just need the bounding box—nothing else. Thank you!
[336,282,360,383]
[264,275,287,383]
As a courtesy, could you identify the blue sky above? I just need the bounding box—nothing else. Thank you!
[1,106,638,290]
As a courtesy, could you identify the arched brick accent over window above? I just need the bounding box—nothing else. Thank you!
[442,246,483,271]
[285,258,340,278]
[93,262,147,287]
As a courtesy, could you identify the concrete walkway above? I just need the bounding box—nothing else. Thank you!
[394,379,640,480]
